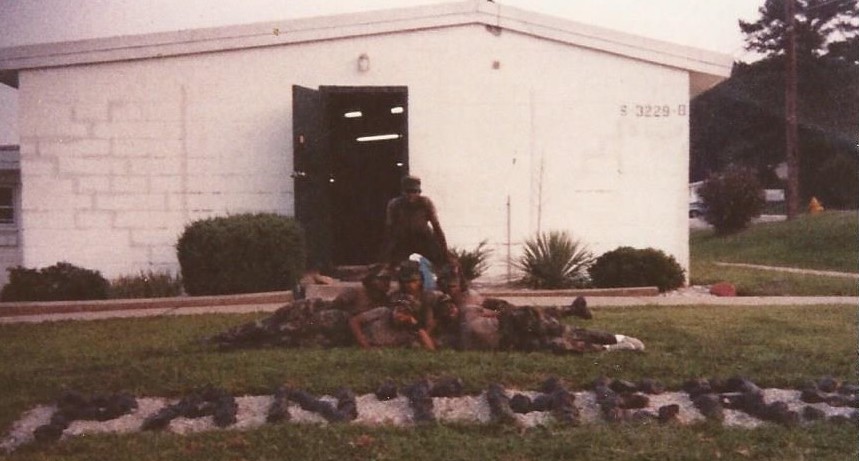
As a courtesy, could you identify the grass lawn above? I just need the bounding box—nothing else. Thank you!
[1,304,856,460]
[690,210,858,295]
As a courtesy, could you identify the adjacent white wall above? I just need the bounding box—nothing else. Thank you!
[16,24,690,280]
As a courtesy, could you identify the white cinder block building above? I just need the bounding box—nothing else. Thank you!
[0,1,730,284]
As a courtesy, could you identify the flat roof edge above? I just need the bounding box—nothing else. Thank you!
[0,0,731,79]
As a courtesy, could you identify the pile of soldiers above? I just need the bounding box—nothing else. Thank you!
[209,260,644,354]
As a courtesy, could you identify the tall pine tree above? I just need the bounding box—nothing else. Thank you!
[739,0,858,60]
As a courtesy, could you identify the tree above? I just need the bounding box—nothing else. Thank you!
[739,0,858,60]
[691,0,859,210]
[827,34,859,63]
[690,57,859,207]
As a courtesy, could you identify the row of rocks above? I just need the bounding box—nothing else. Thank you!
[686,376,859,426]
[33,391,138,442]
[22,375,859,446]
[141,385,238,431]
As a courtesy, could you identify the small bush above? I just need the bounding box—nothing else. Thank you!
[515,231,593,289]
[588,247,685,292]
[176,213,306,296]
[811,153,859,209]
[1,262,109,302]
[108,270,184,299]
[698,166,765,234]
[450,239,492,281]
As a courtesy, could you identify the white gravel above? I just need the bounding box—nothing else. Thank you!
[4,387,855,453]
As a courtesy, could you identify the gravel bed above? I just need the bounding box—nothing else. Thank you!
[4,386,856,453]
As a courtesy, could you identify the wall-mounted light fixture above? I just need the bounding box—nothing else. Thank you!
[357,53,370,72]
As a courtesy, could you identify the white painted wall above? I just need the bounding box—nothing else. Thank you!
[16,24,690,280]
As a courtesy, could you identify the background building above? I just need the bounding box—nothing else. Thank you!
[0,0,730,284]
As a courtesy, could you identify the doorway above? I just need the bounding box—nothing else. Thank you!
[292,85,408,268]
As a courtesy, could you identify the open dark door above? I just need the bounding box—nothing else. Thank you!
[293,85,408,268]
[292,85,332,270]
[324,86,408,265]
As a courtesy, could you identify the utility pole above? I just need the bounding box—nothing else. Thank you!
[785,0,800,220]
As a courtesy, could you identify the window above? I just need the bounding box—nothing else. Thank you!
[0,187,14,225]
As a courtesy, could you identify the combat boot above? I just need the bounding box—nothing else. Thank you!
[562,296,592,319]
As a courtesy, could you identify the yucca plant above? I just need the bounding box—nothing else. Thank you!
[450,239,493,281]
[515,231,594,289]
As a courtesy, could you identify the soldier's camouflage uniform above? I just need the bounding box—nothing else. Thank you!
[210,298,351,349]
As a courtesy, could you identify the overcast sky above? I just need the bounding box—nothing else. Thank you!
[0,0,763,144]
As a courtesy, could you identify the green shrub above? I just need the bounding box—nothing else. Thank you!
[698,166,765,234]
[515,231,593,289]
[1,262,109,302]
[176,213,306,296]
[811,153,859,209]
[588,246,685,292]
[108,270,184,299]
[450,239,492,281]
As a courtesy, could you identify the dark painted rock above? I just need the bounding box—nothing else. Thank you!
[531,394,553,412]
[430,377,464,398]
[802,405,826,421]
[618,393,649,410]
[692,393,724,421]
[212,395,238,427]
[818,376,840,393]
[825,394,851,407]
[267,386,291,423]
[550,388,580,425]
[658,404,680,423]
[638,378,665,395]
[609,379,638,394]
[405,380,435,423]
[335,387,358,421]
[683,378,712,398]
[800,388,828,404]
[509,394,532,414]
[141,405,181,431]
[375,379,398,401]
[33,422,66,443]
[485,383,516,424]
[541,376,564,394]
[838,383,859,395]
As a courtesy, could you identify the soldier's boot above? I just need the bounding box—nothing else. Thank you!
[604,335,645,352]
[562,296,592,320]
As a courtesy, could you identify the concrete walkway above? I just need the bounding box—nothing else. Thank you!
[0,290,856,324]
[714,262,859,280]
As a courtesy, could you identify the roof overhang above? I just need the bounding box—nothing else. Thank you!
[0,0,731,95]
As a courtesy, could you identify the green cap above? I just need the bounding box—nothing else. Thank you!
[397,260,422,282]
[401,175,421,192]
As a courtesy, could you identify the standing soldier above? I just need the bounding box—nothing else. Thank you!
[381,175,450,269]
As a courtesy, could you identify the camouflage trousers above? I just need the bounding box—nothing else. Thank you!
[496,305,615,354]
[210,298,352,350]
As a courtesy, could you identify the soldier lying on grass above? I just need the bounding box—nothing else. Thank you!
[429,264,645,353]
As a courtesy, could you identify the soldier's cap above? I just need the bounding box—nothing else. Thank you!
[436,264,462,284]
[401,175,421,193]
[369,263,393,279]
[392,293,417,307]
[436,293,455,309]
[397,260,422,282]
[391,293,419,316]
